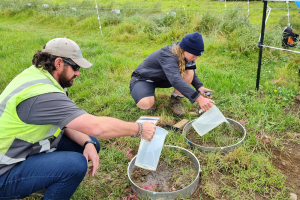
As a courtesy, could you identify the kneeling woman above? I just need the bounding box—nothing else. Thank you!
[130,32,215,116]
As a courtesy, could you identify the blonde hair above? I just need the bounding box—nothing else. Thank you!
[171,45,186,78]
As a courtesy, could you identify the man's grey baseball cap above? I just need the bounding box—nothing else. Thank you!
[42,38,92,68]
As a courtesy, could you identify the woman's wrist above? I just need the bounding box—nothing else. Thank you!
[198,86,204,93]
[195,95,205,103]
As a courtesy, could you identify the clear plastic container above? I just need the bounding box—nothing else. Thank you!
[192,104,228,136]
[135,126,168,171]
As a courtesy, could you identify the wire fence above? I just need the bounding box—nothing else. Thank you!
[1,0,299,49]
[1,0,299,22]
[1,0,299,11]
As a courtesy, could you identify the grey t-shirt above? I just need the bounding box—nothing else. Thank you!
[17,92,87,129]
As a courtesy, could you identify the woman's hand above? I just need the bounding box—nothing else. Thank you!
[198,87,214,98]
[195,95,215,111]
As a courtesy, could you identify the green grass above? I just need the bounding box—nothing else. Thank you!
[1,0,300,199]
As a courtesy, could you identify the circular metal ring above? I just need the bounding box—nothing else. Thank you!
[127,145,201,200]
[182,118,246,154]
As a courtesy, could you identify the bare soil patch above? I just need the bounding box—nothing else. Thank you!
[130,148,198,192]
[270,140,300,196]
[284,95,300,115]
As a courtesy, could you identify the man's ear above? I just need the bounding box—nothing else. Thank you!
[54,57,63,70]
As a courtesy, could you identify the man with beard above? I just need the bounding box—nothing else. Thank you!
[0,38,156,199]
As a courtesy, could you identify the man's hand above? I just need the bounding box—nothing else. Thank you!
[83,143,99,176]
[195,95,215,112]
[198,87,214,98]
[141,121,156,142]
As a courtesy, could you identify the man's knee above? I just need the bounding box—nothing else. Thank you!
[62,153,88,178]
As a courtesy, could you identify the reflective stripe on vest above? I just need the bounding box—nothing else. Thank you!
[0,79,53,117]
[0,128,62,165]
[0,128,62,166]
[0,154,25,165]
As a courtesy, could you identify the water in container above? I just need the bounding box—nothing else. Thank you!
[135,126,168,171]
[192,104,229,136]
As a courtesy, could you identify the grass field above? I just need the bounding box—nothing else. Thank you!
[1,0,300,199]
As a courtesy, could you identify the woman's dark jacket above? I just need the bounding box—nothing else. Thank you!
[131,42,203,103]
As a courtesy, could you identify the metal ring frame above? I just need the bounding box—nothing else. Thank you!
[182,118,246,154]
[127,145,201,200]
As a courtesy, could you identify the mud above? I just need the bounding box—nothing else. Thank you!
[130,148,198,192]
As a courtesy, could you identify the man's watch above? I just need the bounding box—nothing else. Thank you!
[83,140,97,149]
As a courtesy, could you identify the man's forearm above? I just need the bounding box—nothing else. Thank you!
[63,127,92,146]
[66,114,140,139]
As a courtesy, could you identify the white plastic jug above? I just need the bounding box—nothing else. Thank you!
[192,104,228,136]
[135,126,168,171]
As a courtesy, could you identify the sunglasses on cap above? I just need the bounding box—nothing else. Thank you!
[62,58,80,71]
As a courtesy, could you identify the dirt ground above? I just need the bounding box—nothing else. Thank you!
[130,149,198,192]
[271,140,300,196]
[275,95,300,196]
